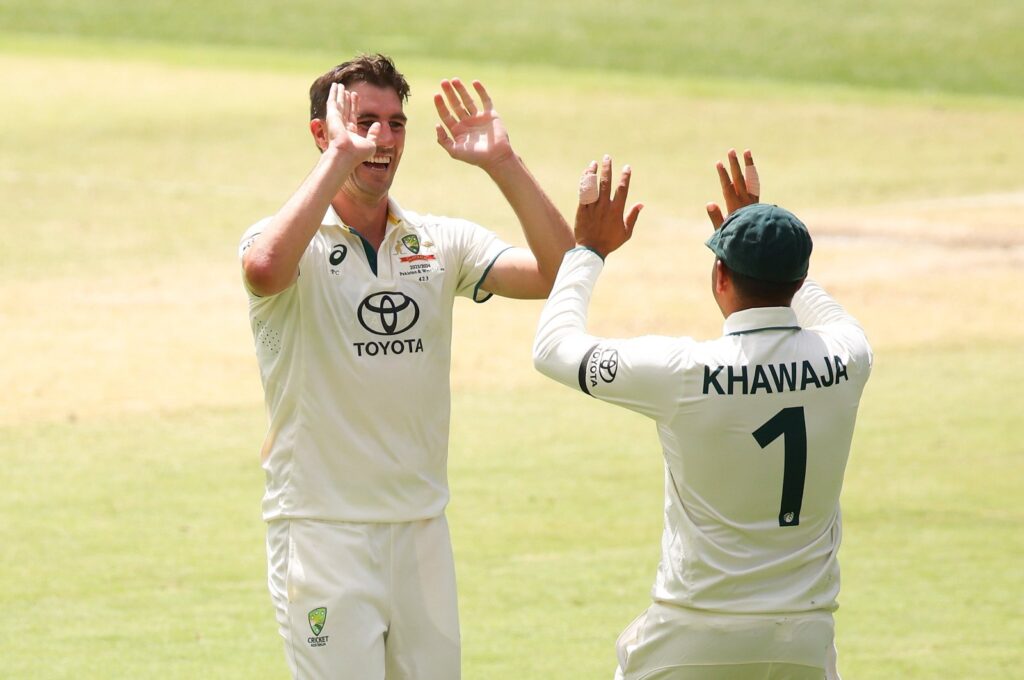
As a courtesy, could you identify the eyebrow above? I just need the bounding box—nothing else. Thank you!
[358,113,408,123]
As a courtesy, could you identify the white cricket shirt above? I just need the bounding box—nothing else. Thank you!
[534,248,873,615]
[240,199,510,522]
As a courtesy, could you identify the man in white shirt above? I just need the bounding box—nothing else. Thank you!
[533,153,872,680]
[240,54,573,679]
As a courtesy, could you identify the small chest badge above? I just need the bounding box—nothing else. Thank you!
[329,244,348,266]
[396,234,440,280]
[400,234,420,254]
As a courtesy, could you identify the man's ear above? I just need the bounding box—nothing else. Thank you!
[714,259,730,296]
[310,119,328,152]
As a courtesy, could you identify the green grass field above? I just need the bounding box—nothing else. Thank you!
[1,2,1022,678]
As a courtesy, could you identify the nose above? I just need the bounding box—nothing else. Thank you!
[374,123,394,148]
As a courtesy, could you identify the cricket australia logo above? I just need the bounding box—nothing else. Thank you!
[308,607,326,636]
[396,234,438,268]
[357,291,420,336]
[307,607,329,648]
[400,234,420,254]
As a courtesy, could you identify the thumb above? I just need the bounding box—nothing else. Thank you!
[364,121,382,146]
[435,124,454,154]
[706,203,725,230]
[625,203,643,240]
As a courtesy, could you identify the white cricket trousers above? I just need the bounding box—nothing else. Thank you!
[266,516,460,680]
[613,603,840,680]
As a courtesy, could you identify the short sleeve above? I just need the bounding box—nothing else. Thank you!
[239,217,271,261]
[238,216,313,304]
[443,219,511,303]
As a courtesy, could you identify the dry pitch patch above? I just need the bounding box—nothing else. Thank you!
[2,195,1021,426]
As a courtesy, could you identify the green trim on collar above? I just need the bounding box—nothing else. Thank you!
[473,246,514,303]
[727,325,801,336]
[347,227,379,276]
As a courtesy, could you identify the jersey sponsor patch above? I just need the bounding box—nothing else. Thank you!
[353,292,425,358]
[357,291,420,336]
[578,344,618,395]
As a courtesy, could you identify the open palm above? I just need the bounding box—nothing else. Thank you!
[324,82,379,162]
[434,79,513,169]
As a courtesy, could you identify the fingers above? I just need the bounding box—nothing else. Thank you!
[451,79,478,116]
[326,83,361,142]
[625,203,644,239]
[433,92,458,131]
[578,161,599,205]
[584,155,633,205]
[473,80,494,112]
[598,155,613,201]
[614,164,632,210]
[706,202,725,230]
[435,123,454,154]
[441,79,472,120]
[348,89,360,130]
[438,78,486,125]
[434,77,493,138]
[743,149,760,198]
[364,121,381,146]
[328,82,361,132]
[728,149,749,201]
[326,82,341,120]
[716,148,761,213]
[716,161,738,211]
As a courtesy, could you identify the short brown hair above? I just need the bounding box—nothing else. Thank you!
[309,54,410,121]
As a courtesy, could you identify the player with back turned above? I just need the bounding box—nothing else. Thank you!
[533,152,872,679]
[239,54,573,679]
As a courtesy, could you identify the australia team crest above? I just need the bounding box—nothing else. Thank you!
[308,607,327,636]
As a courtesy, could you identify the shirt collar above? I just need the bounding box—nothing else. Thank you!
[722,306,800,336]
[321,197,422,232]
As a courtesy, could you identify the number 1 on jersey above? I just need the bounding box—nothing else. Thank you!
[752,407,807,527]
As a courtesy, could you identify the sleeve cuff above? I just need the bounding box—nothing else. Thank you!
[570,245,605,261]
[472,245,514,303]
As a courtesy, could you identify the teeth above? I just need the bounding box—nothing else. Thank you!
[368,155,391,165]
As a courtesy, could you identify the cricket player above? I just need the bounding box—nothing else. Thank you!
[239,54,573,679]
[533,153,872,679]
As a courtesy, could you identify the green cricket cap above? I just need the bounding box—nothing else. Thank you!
[705,204,812,283]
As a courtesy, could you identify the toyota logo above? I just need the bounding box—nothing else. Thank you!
[357,292,420,336]
[598,349,619,383]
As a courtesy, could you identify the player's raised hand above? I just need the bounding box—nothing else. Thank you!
[434,79,514,171]
[574,155,644,258]
[324,82,380,163]
[706,149,760,229]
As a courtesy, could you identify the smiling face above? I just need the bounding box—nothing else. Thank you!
[342,82,407,203]
[309,80,408,207]
[303,81,406,207]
